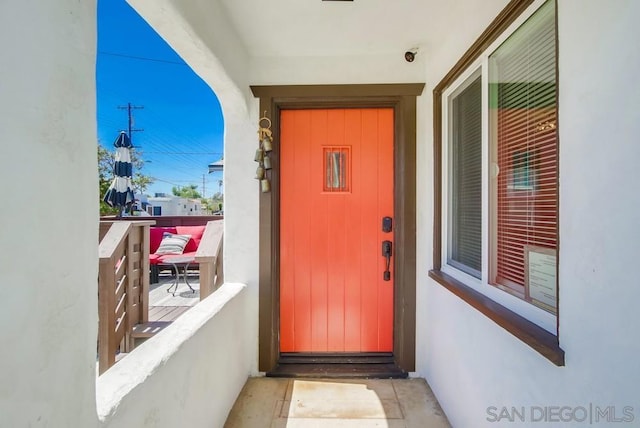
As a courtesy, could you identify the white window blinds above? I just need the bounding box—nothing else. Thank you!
[489,0,558,293]
[449,75,482,278]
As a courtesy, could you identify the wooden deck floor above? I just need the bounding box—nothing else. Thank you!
[148,271,200,322]
[128,272,201,340]
[100,271,203,372]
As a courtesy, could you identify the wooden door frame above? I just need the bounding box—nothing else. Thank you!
[250,84,424,373]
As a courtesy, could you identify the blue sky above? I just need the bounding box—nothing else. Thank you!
[97,0,225,198]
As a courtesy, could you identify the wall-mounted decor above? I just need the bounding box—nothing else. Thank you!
[256,113,273,193]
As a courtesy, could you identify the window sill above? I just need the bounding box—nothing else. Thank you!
[428,269,564,366]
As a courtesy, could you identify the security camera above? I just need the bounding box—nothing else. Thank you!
[404,49,418,63]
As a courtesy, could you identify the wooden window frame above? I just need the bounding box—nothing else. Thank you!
[430,0,564,366]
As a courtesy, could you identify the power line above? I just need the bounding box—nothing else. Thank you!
[97,55,222,185]
[143,151,223,155]
[98,91,224,165]
[121,106,223,172]
[150,177,193,188]
[98,50,187,66]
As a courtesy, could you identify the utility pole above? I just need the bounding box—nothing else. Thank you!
[117,103,143,216]
[202,174,206,199]
[118,102,144,143]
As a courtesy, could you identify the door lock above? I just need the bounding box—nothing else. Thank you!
[382,216,393,233]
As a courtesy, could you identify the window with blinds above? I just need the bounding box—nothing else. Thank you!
[439,0,559,330]
[489,0,557,304]
[449,74,482,278]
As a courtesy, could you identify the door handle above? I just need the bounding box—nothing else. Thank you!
[382,240,392,281]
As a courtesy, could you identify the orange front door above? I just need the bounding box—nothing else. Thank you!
[280,108,394,353]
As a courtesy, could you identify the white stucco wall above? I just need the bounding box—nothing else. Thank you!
[0,1,99,426]
[131,4,638,426]
[250,53,428,86]
[114,0,640,425]
[417,1,640,427]
[0,2,256,427]
[126,0,252,115]
[127,0,261,375]
[6,0,635,426]
[97,284,250,428]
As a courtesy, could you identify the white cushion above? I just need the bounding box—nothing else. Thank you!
[154,233,191,255]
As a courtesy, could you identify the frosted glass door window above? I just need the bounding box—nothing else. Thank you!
[324,147,350,192]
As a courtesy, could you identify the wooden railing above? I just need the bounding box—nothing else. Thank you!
[97,218,221,373]
[97,220,154,375]
[195,220,224,300]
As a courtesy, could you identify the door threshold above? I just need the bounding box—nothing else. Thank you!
[266,354,408,379]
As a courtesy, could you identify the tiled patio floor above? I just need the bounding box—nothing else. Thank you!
[224,377,450,428]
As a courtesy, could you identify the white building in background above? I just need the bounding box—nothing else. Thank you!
[147,194,202,216]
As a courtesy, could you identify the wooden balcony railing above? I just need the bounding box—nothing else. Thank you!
[97,218,223,374]
[97,220,153,375]
[196,220,224,300]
